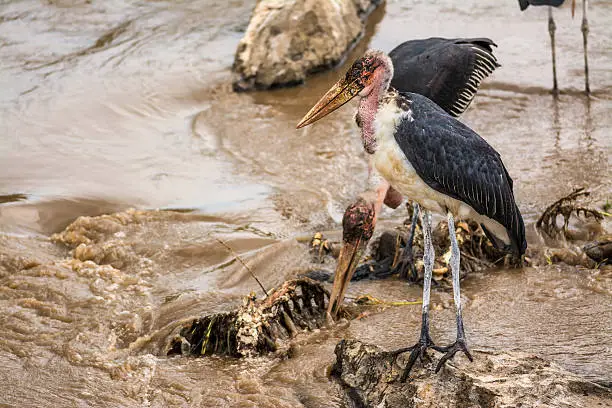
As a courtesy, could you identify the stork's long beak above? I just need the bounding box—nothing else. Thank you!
[296,77,363,129]
[572,0,576,18]
[327,237,367,318]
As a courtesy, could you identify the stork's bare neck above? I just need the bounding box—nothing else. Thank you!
[355,51,395,154]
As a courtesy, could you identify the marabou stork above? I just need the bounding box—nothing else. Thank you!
[296,51,526,377]
[324,38,501,293]
[518,0,590,94]
[385,37,500,280]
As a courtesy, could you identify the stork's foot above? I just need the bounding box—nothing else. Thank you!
[432,337,473,373]
[394,203,420,281]
[388,334,436,382]
[392,246,418,282]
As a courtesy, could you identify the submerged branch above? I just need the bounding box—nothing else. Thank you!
[215,237,269,297]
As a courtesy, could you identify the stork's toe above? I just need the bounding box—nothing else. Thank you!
[387,334,436,382]
[432,338,473,373]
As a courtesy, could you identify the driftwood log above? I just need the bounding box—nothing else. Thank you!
[331,339,611,408]
[166,278,329,357]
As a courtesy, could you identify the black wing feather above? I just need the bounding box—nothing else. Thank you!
[395,93,526,255]
[389,37,499,118]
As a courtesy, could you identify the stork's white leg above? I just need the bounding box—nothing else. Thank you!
[421,209,434,317]
[582,0,590,94]
[448,212,466,340]
[432,212,473,372]
[391,209,436,382]
[548,6,559,94]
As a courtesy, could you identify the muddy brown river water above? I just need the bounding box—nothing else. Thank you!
[0,0,611,407]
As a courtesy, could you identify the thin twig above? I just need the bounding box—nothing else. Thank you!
[355,294,422,307]
[215,238,269,297]
[460,251,495,267]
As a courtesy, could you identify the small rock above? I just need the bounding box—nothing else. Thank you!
[233,0,382,91]
[332,339,611,408]
[583,234,612,264]
[300,269,332,282]
[376,230,399,261]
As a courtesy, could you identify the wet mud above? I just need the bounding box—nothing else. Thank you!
[0,0,611,407]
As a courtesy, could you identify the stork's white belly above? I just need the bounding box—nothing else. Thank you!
[371,101,510,244]
[373,128,456,215]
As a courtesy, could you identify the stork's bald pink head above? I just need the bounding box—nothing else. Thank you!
[296,50,394,129]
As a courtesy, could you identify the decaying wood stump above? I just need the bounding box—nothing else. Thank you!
[166,278,329,357]
[331,339,611,408]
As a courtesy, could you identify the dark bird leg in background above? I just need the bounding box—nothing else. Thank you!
[391,209,435,381]
[432,212,473,372]
[581,0,590,94]
[548,6,559,94]
[394,202,420,281]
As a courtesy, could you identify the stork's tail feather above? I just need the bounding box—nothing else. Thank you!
[447,38,500,117]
